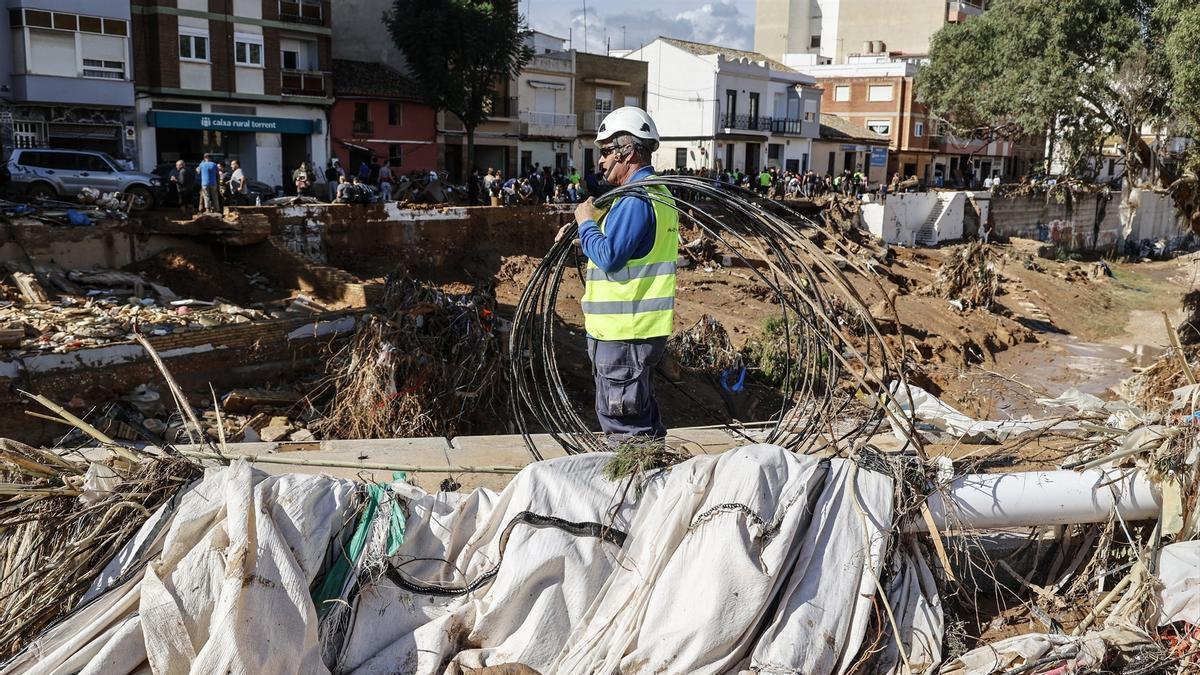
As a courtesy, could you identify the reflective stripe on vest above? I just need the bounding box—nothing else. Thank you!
[582,183,678,340]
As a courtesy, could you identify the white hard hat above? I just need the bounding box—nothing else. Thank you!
[596,106,660,151]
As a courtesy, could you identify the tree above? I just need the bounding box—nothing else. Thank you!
[385,0,531,177]
[916,0,1200,185]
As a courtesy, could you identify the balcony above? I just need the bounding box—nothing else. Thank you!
[484,96,519,119]
[581,109,610,132]
[281,70,328,98]
[769,118,806,135]
[721,113,773,133]
[352,119,373,134]
[519,110,577,138]
[280,0,323,25]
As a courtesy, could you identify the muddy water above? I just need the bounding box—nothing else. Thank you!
[984,335,1165,419]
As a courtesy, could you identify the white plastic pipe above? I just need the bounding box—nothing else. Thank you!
[907,469,1161,533]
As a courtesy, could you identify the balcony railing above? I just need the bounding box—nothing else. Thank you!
[721,113,774,132]
[581,109,610,132]
[484,96,519,119]
[519,110,577,137]
[279,0,323,24]
[352,119,373,134]
[769,118,805,135]
[281,69,327,97]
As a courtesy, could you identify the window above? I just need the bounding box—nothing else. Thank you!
[624,95,639,107]
[353,102,371,133]
[866,120,891,135]
[13,122,46,149]
[595,87,613,114]
[809,34,821,48]
[748,92,760,118]
[675,147,687,169]
[23,10,52,28]
[389,144,403,166]
[81,154,113,173]
[53,13,77,31]
[867,84,894,102]
[179,28,209,62]
[234,33,263,67]
[914,121,924,137]
[388,103,403,126]
[834,85,850,101]
[281,49,299,70]
[725,89,737,117]
[80,33,126,80]
[78,16,102,33]
[82,58,124,79]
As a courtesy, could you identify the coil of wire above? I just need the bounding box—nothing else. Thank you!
[508,176,914,459]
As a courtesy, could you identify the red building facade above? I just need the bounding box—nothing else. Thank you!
[329,59,437,174]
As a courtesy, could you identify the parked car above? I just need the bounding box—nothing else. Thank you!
[151,162,277,206]
[5,149,163,210]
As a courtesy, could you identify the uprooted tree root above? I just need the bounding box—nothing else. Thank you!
[928,241,1001,310]
[666,314,742,376]
[315,277,504,440]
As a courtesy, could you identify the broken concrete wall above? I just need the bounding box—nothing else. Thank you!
[0,312,358,446]
[860,191,970,245]
[988,187,1192,252]
[236,203,573,279]
[988,190,1122,250]
[1121,189,1190,244]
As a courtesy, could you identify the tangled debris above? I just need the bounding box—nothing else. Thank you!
[929,241,1002,310]
[1179,290,1200,345]
[665,315,742,376]
[316,277,503,440]
[0,439,199,656]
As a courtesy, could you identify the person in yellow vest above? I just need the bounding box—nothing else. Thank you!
[557,107,678,441]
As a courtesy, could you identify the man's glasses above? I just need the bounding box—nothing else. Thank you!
[599,144,626,158]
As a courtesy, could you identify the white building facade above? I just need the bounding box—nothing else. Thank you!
[516,32,576,174]
[623,38,820,175]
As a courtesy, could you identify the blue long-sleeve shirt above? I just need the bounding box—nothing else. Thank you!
[578,166,657,273]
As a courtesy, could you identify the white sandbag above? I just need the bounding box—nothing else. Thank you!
[4,461,357,675]
[340,453,638,674]
[938,633,1107,675]
[1158,541,1200,626]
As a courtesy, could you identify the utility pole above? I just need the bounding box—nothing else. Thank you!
[582,0,588,54]
[622,25,627,50]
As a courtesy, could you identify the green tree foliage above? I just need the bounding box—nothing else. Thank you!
[385,0,532,174]
[917,0,1200,182]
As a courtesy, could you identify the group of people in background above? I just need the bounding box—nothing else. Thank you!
[166,153,252,216]
[473,164,599,206]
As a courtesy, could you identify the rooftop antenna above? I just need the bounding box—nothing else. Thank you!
[582,0,588,54]
[622,25,627,50]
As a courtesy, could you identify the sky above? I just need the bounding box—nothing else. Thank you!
[521,0,756,54]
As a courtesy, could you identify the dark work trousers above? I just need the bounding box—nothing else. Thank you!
[587,336,668,441]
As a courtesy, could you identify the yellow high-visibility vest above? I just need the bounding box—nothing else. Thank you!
[582,184,678,340]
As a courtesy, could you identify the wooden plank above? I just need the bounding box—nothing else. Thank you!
[10,272,48,303]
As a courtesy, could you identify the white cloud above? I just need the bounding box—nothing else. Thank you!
[530,0,754,54]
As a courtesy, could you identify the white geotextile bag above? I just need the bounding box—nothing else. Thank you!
[341,445,915,675]
[3,460,357,675]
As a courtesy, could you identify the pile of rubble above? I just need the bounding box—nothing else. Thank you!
[0,265,268,353]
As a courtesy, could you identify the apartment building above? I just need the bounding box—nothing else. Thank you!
[1,1,137,163]
[573,52,647,173]
[754,0,986,65]
[515,32,575,175]
[131,0,332,190]
[624,37,821,175]
[807,57,938,181]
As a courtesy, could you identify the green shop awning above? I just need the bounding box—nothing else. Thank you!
[147,110,319,135]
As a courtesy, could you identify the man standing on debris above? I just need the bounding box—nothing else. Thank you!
[197,153,219,213]
[557,106,677,442]
[168,159,195,216]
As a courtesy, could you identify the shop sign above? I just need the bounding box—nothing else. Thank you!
[147,110,315,135]
[870,146,888,167]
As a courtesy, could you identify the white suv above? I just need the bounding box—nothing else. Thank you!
[5,149,163,210]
